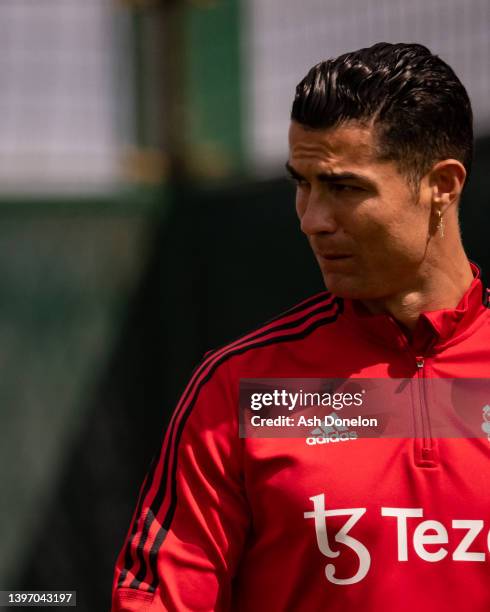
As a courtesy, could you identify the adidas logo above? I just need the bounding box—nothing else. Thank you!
[306,412,358,445]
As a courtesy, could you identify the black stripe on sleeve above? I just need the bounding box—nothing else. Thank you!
[132,299,343,590]
[119,293,341,590]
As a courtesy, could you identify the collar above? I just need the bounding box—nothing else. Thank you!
[342,261,488,353]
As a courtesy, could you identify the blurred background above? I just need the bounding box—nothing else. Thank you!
[0,0,488,609]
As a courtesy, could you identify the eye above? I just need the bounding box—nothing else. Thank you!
[330,183,363,193]
[288,176,310,188]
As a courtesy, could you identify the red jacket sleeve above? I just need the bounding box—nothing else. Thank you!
[112,358,250,611]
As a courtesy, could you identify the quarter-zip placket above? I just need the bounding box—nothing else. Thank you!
[413,354,438,467]
[382,313,440,467]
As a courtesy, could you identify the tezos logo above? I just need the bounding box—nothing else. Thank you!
[304,493,490,586]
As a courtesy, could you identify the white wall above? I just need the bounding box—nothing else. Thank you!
[0,0,129,193]
[245,0,490,174]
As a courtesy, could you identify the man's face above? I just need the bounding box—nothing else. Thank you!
[288,121,433,300]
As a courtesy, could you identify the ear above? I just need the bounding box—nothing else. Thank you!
[427,159,466,213]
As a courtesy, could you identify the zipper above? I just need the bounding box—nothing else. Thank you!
[414,355,437,465]
[383,314,438,466]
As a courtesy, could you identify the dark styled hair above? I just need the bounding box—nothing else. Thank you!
[291,42,473,189]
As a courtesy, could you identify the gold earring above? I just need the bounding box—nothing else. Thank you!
[436,209,444,238]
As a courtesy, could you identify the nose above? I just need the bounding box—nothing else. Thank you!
[297,188,338,235]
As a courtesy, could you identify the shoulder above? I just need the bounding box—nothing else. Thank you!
[177,291,344,425]
[197,291,344,378]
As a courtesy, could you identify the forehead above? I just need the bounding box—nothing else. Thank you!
[288,121,380,169]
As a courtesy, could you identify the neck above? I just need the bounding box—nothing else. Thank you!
[360,251,474,331]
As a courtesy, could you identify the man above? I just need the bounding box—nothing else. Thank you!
[112,43,490,611]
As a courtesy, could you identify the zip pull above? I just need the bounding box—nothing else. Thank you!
[416,356,424,369]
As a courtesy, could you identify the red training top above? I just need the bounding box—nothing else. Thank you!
[112,261,490,612]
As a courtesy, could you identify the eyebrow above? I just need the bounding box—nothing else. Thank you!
[285,161,370,184]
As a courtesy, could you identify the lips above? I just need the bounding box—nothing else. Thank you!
[320,254,351,260]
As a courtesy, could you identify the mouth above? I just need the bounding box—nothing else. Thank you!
[317,253,354,271]
[319,254,352,261]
